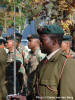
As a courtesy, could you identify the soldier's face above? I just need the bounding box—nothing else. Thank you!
[61,41,70,52]
[39,34,54,54]
[28,39,36,49]
[6,40,14,49]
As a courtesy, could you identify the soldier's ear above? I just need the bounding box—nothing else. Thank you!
[53,38,58,45]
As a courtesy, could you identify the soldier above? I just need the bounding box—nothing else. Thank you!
[5,36,26,94]
[61,35,75,58]
[27,34,46,100]
[15,33,28,90]
[15,33,29,64]
[32,24,75,100]
[6,36,23,64]
[0,47,7,100]
[27,34,46,74]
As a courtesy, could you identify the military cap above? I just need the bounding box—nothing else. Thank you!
[15,33,22,38]
[15,33,22,42]
[37,24,64,35]
[6,35,20,43]
[0,37,6,44]
[27,34,39,40]
[63,35,72,41]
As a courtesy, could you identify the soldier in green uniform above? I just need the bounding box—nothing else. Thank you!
[0,47,7,100]
[27,34,46,74]
[32,24,75,100]
[27,34,46,100]
[61,35,75,58]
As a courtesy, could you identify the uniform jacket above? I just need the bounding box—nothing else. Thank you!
[33,49,75,100]
[0,48,7,100]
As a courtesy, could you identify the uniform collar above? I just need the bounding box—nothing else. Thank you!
[34,48,40,55]
[47,48,61,60]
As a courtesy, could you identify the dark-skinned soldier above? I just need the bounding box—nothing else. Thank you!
[27,34,46,100]
[32,24,75,100]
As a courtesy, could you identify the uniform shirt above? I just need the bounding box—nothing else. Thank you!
[34,48,46,62]
[27,48,46,74]
[17,43,29,60]
[7,49,23,64]
[7,49,24,74]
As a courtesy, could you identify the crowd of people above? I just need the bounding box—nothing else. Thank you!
[0,21,75,100]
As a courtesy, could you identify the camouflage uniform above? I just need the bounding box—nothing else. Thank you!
[6,49,27,94]
[34,48,46,62]
[17,43,29,85]
[27,48,46,74]
[7,49,23,64]
[27,48,46,98]
[17,43,29,62]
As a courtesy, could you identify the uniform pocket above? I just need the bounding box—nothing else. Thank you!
[39,80,57,97]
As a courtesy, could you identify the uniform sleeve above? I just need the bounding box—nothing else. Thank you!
[0,48,7,65]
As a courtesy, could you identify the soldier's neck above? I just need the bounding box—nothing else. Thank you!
[9,47,14,52]
[32,46,40,54]
[64,49,70,54]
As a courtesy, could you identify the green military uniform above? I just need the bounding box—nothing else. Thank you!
[27,34,46,99]
[33,49,75,100]
[0,48,7,100]
[32,25,75,100]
